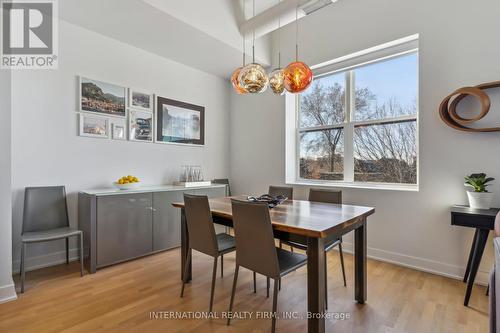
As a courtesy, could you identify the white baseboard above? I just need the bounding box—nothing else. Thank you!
[340,242,489,286]
[0,283,17,304]
[12,248,81,274]
[13,242,490,287]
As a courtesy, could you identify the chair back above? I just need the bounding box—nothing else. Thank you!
[22,186,69,234]
[231,199,280,278]
[212,178,231,196]
[268,186,293,200]
[308,188,342,204]
[183,194,219,257]
[495,211,500,237]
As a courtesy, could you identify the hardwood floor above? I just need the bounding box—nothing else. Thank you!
[0,248,489,333]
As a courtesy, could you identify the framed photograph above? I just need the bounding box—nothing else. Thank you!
[79,76,126,117]
[156,96,205,145]
[111,118,126,140]
[129,88,153,111]
[79,113,109,138]
[129,109,153,142]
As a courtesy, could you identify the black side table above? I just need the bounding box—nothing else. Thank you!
[451,205,499,306]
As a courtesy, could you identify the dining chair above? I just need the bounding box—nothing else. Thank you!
[20,186,84,293]
[268,185,293,199]
[180,194,256,312]
[227,199,307,333]
[279,188,346,309]
[212,178,232,235]
[212,178,232,196]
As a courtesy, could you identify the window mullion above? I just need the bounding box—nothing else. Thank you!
[344,71,355,182]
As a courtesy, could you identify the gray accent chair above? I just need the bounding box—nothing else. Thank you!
[20,186,83,293]
[490,211,500,333]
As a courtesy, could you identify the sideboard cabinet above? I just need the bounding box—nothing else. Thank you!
[78,185,227,273]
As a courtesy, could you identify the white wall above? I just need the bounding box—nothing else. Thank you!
[0,68,16,302]
[230,0,500,283]
[11,20,231,272]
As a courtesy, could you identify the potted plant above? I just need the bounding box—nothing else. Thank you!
[464,173,495,209]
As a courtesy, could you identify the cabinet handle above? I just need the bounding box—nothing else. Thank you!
[147,207,157,212]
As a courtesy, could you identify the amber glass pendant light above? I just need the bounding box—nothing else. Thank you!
[268,0,285,95]
[238,0,268,93]
[283,6,313,94]
[231,0,248,94]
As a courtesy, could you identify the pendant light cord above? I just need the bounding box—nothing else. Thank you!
[277,0,281,68]
[252,0,256,63]
[295,5,299,61]
[242,0,246,66]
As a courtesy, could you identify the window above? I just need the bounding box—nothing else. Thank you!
[288,39,418,190]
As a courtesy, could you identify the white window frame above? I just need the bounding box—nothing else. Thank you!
[285,35,419,191]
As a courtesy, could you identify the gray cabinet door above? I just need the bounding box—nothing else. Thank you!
[97,193,153,267]
[152,191,190,251]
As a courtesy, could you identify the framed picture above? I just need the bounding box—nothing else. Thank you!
[79,113,109,138]
[129,88,153,111]
[111,118,126,140]
[156,96,205,145]
[79,76,126,117]
[129,109,153,142]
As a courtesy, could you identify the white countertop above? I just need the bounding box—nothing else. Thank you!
[80,184,227,196]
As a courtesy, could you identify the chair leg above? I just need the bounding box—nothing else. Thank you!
[79,233,84,277]
[253,271,257,293]
[271,278,279,333]
[339,242,347,287]
[267,277,270,298]
[486,284,490,296]
[20,242,26,293]
[278,278,281,291]
[180,249,191,297]
[290,246,294,253]
[279,240,282,249]
[209,257,218,313]
[324,252,328,310]
[227,264,240,326]
[221,254,224,278]
[65,238,69,265]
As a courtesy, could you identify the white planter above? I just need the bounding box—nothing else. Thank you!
[466,191,493,209]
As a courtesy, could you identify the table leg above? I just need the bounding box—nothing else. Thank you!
[355,217,367,304]
[463,229,479,282]
[181,208,192,282]
[464,228,489,306]
[307,237,326,333]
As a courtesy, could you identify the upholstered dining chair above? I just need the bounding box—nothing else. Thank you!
[212,178,232,196]
[20,186,84,293]
[227,199,307,333]
[268,185,293,199]
[279,188,346,309]
[181,194,256,312]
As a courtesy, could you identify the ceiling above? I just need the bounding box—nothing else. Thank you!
[59,0,273,78]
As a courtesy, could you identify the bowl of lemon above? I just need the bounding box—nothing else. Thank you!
[114,175,141,190]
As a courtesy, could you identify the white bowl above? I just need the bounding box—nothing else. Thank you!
[114,182,141,190]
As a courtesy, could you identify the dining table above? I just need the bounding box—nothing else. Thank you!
[172,196,375,333]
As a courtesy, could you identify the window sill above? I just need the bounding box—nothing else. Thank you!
[286,180,419,192]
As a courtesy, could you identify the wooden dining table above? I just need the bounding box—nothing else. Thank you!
[172,196,375,333]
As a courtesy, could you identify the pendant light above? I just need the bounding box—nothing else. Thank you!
[238,0,268,93]
[268,0,285,95]
[231,0,248,94]
[283,6,313,94]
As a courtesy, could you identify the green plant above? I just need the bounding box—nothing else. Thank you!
[464,173,495,192]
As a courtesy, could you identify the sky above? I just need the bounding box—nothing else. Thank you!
[306,52,418,116]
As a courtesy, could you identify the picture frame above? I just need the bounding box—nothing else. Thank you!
[79,76,126,117]
[79,113,109,139]
[110,118,127,140]
[128,88,153,111]
[129,109,154,142]
[156,96,205,145]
